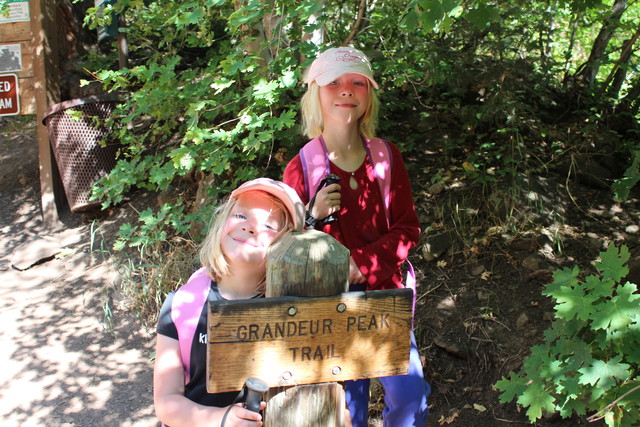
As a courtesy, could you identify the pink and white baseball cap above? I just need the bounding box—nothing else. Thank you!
[306,47,379,89]
[231,178,305,231]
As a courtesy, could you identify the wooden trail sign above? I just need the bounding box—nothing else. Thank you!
[206,288,413,393]
[206,229,414,426]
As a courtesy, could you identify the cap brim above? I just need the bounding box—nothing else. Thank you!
[313,71,379,89]
[231,179,305,231]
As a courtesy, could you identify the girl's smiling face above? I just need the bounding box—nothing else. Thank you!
[318,73,370,126]
[220,191,285,268]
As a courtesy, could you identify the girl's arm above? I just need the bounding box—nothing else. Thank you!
[153,334,264,427]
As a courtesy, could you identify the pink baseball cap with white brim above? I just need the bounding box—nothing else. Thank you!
[231,178,305,231]
[306,47,379,89]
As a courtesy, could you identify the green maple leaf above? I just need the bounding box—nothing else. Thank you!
[543,266,579,297]
[554,283,598,321]
[555,374,582,400]
[583,274,615,299]
[595,245,629,283]
[496,372,527,403]
[558,394,587,417]
[517,382,556,422]
[540,359,564,380]
[590,283,640,330]
[556,374,589,417]
[578,356,631,390]
[619,321,640,364]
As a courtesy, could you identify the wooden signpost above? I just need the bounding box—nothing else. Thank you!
[206,289,413,392]
[207,230,413,426]
[0,0,60,226]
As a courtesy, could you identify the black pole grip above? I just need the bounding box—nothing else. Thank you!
[243,377,269,413]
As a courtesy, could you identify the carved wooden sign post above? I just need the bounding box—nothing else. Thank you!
[206,289,412,392]
[207,229,413,426]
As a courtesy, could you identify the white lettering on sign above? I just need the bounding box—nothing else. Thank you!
[0,74,19,116]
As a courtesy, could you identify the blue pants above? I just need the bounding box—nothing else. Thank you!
[344,289,430,427]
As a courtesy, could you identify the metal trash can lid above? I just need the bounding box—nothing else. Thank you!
[42,95,121,125]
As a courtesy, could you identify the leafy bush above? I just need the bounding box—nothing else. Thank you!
[495,245,640,426]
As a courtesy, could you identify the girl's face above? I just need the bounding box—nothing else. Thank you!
[318,73,370,126]
[221,192,286,269]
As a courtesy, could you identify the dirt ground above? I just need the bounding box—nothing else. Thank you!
[0,116,158,426]
[1,114,638,426]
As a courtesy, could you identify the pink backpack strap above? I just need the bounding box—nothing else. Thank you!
[300,136,330,200]
[170,267,211,384]
[364,138,392,224]
[364,138,417,324]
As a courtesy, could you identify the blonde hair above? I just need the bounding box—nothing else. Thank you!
[301,81,379,140]
[199,190,294,283]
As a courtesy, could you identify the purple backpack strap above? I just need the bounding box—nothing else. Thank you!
[365,138,417,323]
[170,267,211,384]
[364,138,392,223]
[300,136,330,200]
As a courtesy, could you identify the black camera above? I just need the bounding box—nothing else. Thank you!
[324,173,341,186]
[305,174,341,228]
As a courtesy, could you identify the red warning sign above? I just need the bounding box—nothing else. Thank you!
[0,74,19,116]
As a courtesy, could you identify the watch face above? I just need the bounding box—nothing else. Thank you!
[245,377,269,392]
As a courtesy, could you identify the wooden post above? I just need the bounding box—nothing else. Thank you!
[206,231,413,422]
[31,0,61,226]
[265,229,349,427]
[1,1,61,226]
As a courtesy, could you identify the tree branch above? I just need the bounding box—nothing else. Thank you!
[342,0,367,46]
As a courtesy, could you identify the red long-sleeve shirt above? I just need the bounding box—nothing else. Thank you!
[283,141,420,290]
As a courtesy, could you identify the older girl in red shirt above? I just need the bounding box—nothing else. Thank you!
[283,47,430,427]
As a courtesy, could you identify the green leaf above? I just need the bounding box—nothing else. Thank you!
[495,371,527,403]
[543,266,580,297]
[612,150,640,201]
[279,69,298,88]
[553,280,596,320]
[253,79,280,103]
[595,244,630,283]
[584,274,614,299]
[590,283,640,331]
[465,4,501,29]
[517,382,556,422]
[578,356,631,390]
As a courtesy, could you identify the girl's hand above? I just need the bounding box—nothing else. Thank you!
[310,183,341,220]
[349,257,366,284]
[223,402,266,426]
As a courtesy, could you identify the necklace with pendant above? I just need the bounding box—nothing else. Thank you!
[349,171,358,190]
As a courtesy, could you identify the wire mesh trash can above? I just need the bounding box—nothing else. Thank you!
[43,95,120,213]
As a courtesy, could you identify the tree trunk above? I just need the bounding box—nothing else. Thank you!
[574,0,627,88]
[604,23,640,98]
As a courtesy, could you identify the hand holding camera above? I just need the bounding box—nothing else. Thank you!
[305,174,342,228]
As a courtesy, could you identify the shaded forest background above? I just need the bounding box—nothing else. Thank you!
[13,0,639,425]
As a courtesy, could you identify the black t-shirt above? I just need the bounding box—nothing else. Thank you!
[157,281,239,407]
